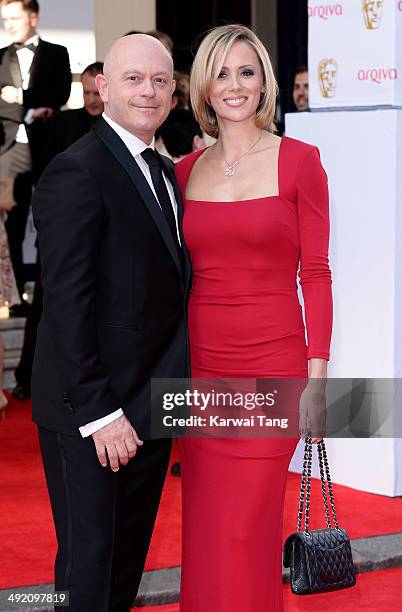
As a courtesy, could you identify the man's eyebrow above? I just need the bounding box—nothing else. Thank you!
[152,71,171,78]
[121,70,171,77]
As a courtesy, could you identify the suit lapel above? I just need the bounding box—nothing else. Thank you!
[28,39,43,88]
[94,118,183,279]
[158,153,192,287]
[6,46,23,88]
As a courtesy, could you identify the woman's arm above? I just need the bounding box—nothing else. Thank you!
[297,146,333,442]
[297,146,333,363]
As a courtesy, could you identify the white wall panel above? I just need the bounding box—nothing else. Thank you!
[287,109,402,496]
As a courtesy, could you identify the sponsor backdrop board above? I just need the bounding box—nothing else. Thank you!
[286,108,402,496]
[309,0,402,108]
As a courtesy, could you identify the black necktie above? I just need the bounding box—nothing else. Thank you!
[141,148,183,268]
[14,42,36,52]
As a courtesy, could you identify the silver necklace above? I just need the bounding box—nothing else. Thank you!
[221,131,263,176]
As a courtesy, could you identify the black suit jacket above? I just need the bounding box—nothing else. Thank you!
[45,107,99,163]
[31,118,191,439]
[0,39,71,176]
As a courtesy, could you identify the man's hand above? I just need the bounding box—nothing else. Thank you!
[32,107,54,120]
[92,415,143,472]
[1,85,21,104]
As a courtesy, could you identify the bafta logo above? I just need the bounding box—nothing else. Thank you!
[362,0,383,29]
[318,59,337,98]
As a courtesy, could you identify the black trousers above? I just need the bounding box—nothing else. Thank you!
[14,255,43,388]
[1,142,33,298]
[38,427,171,612]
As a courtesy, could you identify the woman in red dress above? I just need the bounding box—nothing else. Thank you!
[175,24,332,611]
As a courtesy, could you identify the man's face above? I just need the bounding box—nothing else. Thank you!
[293,71,309,111]
[1,1,38,44]
[96,36,175,144]
[81,72,104,117]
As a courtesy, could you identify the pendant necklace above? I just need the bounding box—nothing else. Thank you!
[221,130,263,177]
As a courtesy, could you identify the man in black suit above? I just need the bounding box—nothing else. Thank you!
[32,34,190,612]
[46,61,104,159]
[12,61,104,402]
[0,0,71,299]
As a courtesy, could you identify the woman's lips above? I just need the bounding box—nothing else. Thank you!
[223,96,247,106]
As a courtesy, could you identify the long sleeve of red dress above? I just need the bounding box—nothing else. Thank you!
[296,147,332,361]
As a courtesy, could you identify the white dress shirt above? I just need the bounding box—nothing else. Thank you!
[79,112,180,437]
[15,34,39,144]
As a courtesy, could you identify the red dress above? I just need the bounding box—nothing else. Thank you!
[175,136,332,612]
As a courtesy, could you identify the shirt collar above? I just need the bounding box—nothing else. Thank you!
[25,34,39,47]
[15,34,39,48]
[102,112,155,157]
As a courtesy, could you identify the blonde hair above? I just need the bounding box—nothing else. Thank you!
[190,24,277,138]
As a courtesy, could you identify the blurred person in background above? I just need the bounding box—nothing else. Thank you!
[160,108,205,163]
[0,0,71,310]
[155,71,191,154]
[0,336,8,416]
[0,190,20,414]
[12,61,103,402]
[293,65,309,111]
[46,61,104,158]
[0,65,18,416]
[172,70,190,109]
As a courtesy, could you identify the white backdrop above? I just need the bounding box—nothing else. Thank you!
[287,109,402,496]
[308,0,402,108]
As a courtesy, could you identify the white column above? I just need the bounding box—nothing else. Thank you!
[95,0,156,60]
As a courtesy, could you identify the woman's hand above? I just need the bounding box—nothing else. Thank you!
[299,359,328,443]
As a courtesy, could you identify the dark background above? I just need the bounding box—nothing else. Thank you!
[157,0,308,117]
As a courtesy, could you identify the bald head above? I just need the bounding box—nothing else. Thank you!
[96,33,176,143]
[103,34,173,81]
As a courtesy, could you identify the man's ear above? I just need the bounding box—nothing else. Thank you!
[30,12,39,29]
[95,73,108,103]
[192,135,206,152]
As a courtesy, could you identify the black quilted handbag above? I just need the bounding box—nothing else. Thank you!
[283,436,356,595]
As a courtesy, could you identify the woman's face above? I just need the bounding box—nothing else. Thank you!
[208,41,264,127]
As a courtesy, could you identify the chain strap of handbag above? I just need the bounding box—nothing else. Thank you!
[297,434,341,534]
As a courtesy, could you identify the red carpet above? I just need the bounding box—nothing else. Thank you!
[132,568,402,610]
[1,397,402,589]
[0,397,181,589]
